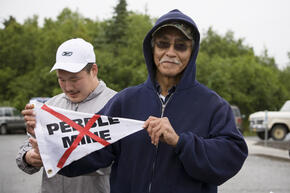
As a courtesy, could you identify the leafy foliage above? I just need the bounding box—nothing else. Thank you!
[0,4,289,125]
[105,0,129,47]
[197,28,290,116]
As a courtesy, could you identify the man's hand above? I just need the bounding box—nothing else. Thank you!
[22,104,36,136]
[143,116,179,147]
[24,138,43,167]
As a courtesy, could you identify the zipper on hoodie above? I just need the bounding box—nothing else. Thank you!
[148,93,174,193]
[74,104,79,111]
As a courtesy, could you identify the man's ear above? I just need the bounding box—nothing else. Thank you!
[91,63,98,76]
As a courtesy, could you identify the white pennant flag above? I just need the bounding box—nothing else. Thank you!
[33,102,144,178]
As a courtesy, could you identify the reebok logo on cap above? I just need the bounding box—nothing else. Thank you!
[62,52,73,56]
[50,38,96,73]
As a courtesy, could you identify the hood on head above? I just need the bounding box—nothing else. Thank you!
[143,9,200,91]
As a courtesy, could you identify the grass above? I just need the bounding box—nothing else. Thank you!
[242,129,256,137]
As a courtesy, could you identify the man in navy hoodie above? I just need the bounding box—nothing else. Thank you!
[60,9,248,193]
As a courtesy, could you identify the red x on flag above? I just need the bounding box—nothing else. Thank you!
[34,102,144,178]
[41,104,111,168]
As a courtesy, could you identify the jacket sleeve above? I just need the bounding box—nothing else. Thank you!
[174,103,248,185]
[16,136,42,174]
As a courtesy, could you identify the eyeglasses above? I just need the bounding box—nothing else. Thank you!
[154,40,191,52]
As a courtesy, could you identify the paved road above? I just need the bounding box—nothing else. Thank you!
[0,135,289,193]
[219,155,290,193]
[0,134,41,193]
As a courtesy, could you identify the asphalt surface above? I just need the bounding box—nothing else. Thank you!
[219,135,290,193]
[0,134,289,193]
[0,134,41,193]
[219,154,290,193]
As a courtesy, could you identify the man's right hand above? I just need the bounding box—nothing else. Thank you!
[22,104,36,136]
[24,138,43,167]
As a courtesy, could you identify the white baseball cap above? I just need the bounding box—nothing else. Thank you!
[50,38,96,73]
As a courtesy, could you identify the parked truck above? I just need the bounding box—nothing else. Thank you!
[249,100,290,141]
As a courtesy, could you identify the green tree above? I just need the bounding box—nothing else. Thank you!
[0,16,40,108]
[105,0,129,47]
[200,28,255,59]
[1,6,289,116]
[97,12,153,91]
[197,28,288,118]
[0,8,99,109]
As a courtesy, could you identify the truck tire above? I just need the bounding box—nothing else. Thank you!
[257,131,271,140]
[271,125,288,141]
[0,125,7,135]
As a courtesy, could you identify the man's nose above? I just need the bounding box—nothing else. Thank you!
[64,81,74,91]
[165,44,177,57]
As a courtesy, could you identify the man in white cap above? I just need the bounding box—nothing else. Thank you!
[16,38,116,193]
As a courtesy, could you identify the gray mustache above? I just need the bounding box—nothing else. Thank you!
[159,57,180,64]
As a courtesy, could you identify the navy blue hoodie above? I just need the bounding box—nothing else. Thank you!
[60,9,248,193]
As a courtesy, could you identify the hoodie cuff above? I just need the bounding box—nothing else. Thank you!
[174,133,186,155]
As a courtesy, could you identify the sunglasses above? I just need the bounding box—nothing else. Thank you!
[155,40,191,52]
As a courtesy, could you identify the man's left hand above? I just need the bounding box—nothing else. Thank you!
[143,116,179,147]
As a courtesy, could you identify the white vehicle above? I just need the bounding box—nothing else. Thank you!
[249,100,290,141]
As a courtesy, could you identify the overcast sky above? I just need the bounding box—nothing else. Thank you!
[0,0,289,69]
